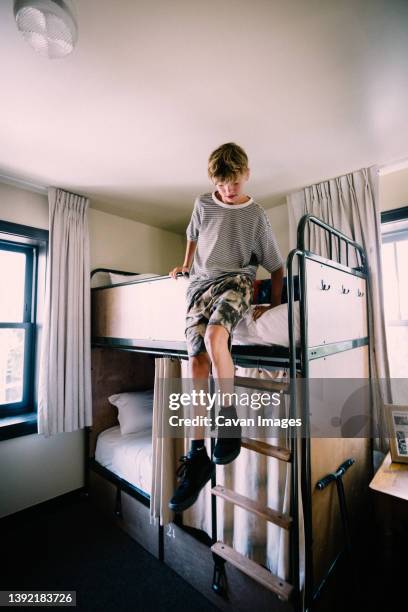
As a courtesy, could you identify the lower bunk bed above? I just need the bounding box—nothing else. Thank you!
[88,348,298,612]
[87,215,372,612]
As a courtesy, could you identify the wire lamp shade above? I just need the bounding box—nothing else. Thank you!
[14,0,78,59]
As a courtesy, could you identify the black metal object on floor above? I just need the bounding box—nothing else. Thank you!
[316,458,355,558]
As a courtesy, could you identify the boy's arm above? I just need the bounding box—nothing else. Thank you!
[253,213,284,320]
[270,265,284,307]
[252,265,284,321]
[183,240,197,269]
[169,240,197,279]
[170,197,200,278]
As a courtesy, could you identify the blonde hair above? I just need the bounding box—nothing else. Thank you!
[208,142,249,182]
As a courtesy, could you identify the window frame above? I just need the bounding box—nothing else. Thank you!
[0,240,36,415]
[382,205,408,225]
[381,205,408,327]
[0,220,48,440]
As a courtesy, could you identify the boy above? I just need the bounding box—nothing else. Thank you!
[168,142,284,512]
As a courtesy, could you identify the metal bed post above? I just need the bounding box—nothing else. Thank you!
[210,371,227,594]
[287,248,309,610]
[297,248,313,611]
[293,225,314,610]
[209,373,217,544]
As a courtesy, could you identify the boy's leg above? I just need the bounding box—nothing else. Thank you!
[204,275,253,463]
[204,274,252,396]
[204,324,234,391]
[189,352,211,441]
[204,324,241,464]
[184,303,212,443]
[169,293,214,513]
[169,276,251,511]
[168,350,214,513]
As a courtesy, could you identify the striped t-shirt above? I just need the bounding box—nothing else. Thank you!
[186,191,283,306]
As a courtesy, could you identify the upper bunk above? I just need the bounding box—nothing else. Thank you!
[91,272,298,368]
[91,215,369,372]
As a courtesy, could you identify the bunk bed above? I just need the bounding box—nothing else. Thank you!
[87,215,371,612]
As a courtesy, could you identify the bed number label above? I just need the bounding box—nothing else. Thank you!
[166,525,176,539]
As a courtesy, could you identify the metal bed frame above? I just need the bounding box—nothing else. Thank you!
[287,215,368,610]
[89,214,370,611]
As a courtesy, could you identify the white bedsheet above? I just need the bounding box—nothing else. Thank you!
[232,301,300,347]
[95,426,152,495]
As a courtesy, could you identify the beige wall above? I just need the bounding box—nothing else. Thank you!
[89,208,184,274]
[379,167,408,212]
[0,183,49,230]
[0,183,184,518]
[266,201,290,269]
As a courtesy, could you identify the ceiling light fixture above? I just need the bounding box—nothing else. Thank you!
[14,0,78,59]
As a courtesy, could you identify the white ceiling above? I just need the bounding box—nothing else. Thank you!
[1,0,407,233]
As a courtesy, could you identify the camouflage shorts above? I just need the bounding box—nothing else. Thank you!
[185,274,254,357]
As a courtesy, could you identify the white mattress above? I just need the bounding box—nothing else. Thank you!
[232,301,300,347]
[95,426,152,495]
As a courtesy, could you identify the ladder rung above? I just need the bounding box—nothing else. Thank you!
[211,542,293,601]
[212,486,292,529]
[241,437,291,462]
[235,376,290,394]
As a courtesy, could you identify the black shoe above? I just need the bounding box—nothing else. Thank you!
[213,406,242,465]
[168,449,214,513]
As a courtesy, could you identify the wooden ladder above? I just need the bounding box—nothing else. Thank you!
[210,437,294,602]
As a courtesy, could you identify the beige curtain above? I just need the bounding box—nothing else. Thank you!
[151,357,182,526]
[287,167,391,449]
[37,187,92,436]
[151,358,304,584]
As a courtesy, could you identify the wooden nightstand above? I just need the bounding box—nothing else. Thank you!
[369,452,408,567]
[370,452,408,502]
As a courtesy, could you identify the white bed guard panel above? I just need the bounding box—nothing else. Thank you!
[91,275,301,348]
[92,276,189,342]
[305,258,367,347]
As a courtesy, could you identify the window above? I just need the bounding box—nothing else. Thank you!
[0,220,48,437]
[381,206,408,378]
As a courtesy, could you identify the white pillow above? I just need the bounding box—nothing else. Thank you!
[108,390,154,435]
[91,271,111,288]
[232,302,300,347]
[108,272,159,285]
